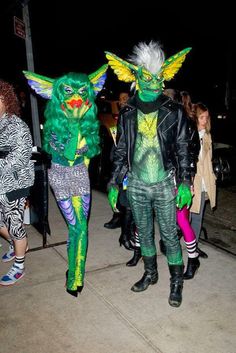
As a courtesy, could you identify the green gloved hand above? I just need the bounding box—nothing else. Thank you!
[108,186,119,211]
[176,183,192,209]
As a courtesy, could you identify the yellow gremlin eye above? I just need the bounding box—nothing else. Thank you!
[143,73,152,82]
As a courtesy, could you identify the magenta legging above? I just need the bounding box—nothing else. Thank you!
[176,206,196,243]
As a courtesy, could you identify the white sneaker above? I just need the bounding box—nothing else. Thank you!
[2,244,15,262]
[0,264,25,286]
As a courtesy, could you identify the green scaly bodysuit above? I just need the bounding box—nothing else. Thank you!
[132,110,167,184]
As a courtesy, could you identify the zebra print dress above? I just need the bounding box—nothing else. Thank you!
[0,114,35,194]
[0,113,35,239]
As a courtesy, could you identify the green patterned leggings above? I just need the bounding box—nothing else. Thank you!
[127,174,183,265]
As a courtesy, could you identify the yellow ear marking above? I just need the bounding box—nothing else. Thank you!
[105,51,137,83]
[23,70,54,99]
[161,47,192,81]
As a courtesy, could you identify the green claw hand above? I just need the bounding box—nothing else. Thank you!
[108,186,119,211]
[176,183,192,209]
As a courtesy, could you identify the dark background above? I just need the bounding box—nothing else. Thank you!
[0,0,235,145]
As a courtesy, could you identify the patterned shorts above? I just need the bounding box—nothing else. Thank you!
[0,194,27,240]
[48,162,90,200]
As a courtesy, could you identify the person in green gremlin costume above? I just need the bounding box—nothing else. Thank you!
[106,41,192,307]
[24,65,107,297]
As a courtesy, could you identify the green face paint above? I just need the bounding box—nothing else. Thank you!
[61,83,91,119]
[137,67,164,102]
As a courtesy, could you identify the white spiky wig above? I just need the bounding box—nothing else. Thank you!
[128,41,165,74]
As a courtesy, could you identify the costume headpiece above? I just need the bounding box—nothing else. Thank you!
[24,65,108,158]
[23,64,107,100]
[105,42,191,100]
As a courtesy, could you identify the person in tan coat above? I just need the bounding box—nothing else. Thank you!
[190,103,216,258]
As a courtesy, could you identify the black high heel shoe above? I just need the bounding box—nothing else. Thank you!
[65,270,83,297]
[66,288,78,297]
[119,234,135,251]
[126,248,142,266]
[104,213,121,229]
[196,246,208,259]
[183,256,200,280]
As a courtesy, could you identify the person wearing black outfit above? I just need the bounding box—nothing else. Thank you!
[104,93,130,230]
[104,92,140,258]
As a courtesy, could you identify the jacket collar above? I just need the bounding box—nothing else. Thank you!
[123,94,173,128]
[127,93,170,112]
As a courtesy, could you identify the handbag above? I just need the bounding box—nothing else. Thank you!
[6,187,30,202]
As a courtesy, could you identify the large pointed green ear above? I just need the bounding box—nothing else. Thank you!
[23,70,54,99]
[161,47,192,81]
[105,51,137,83]
[88,64,108,95]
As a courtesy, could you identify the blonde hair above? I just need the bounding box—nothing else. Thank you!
[193,102,211,133]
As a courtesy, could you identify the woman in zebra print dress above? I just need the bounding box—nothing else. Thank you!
[0,79,35,286]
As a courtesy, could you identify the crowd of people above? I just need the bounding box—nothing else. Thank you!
[0,41,216,308]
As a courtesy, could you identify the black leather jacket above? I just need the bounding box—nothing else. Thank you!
[110,93,192,185]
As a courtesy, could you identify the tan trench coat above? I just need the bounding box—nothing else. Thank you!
[190,132,216,214]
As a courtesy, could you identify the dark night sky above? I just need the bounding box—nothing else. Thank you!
[0,1,235,116]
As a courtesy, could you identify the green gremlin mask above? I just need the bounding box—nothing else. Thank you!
[105,42,191,102]
[23,65,108,119]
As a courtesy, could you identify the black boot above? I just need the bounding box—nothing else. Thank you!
[131,255,158,292]
[196,246,208,259]
[104,212,121,229]
[177,228,183,240]
[159,239,167,256]
[119,234,135,250]
[184,257,200,280]
[126,248,142,267]
[168,265,184,307]
[119,209,135,251]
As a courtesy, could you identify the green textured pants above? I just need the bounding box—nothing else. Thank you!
[127,173,183,265]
